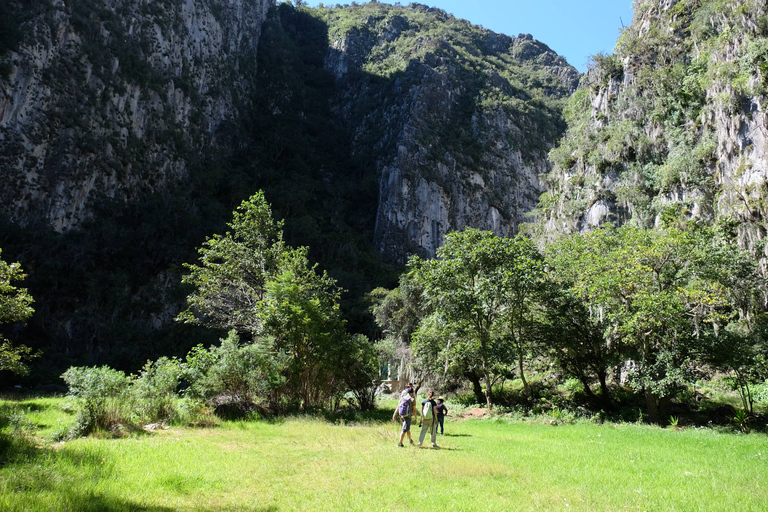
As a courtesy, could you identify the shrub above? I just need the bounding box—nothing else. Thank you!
[61,365,132,438]
[342,334,381,412]
[182,330,287,418]
[751,382,768,404]
[131,356,182,424]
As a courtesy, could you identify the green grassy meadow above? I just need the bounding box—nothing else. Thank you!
[0,397,766,511]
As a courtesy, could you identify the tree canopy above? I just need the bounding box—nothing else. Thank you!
[410,229,547,408]
[177,192,376,410]
[0,249,36,375]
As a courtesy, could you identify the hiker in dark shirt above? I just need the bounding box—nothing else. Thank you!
[435,396,448,435]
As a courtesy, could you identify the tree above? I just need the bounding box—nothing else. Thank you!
[411,311,486,403]
[177,191,285,336]
[0,249,36,375]
[260,251,350,409]
[546,224,761,423]
[410,229,546,408]
[368,272,429,388]
[178,192,365,410]
[500,235,547,394]
[536,285,616,408]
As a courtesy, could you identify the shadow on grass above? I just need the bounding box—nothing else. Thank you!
[318,404,398,425]
[1,431,281,512]
[441,433,471,437]
[0,400,52,415]
[0,431,174,511]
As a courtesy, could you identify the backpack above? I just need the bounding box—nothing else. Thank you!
[398,397,411,417]
[422,400,433,419]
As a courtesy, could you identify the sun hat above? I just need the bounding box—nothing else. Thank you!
[438,396,445,401]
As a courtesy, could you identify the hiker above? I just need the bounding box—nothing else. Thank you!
[393,387,417,447]
[435,396,448,435]
[418,390,439,448]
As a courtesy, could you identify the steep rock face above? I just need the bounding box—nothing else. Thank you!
[537,0,768,264]
[318,3,578,262]
[0,0,271,231]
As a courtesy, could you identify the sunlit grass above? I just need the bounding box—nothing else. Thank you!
[0,397,766,511]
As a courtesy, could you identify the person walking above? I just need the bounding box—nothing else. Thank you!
[435,396,448,435]
[418,390,439,449]
[393,387,417,447]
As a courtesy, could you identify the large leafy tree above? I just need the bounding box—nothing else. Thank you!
[260,250,349,409]
[410,229,547,408]
[178,191,285,335]
[178,192,362,409]
[546,224,761,423]
[536,285,617,408]
[0,249,36,375]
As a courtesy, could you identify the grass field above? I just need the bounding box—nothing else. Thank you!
[0,396,766,511]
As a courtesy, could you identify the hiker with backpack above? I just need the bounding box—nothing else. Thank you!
[392,387,417,447]
[418,390,440,449]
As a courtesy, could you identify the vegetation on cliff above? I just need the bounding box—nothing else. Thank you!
[533,0,768,247]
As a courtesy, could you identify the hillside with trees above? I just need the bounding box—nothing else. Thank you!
[0,1,576,383]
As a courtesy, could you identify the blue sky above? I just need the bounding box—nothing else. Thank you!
[306,0,635,72]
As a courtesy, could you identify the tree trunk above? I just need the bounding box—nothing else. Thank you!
[579,376,596,400]
[643,388,671,424]
[467,371,485,404]
[484,370,494,409]
[517,351,529,395]
[597,369,612,410]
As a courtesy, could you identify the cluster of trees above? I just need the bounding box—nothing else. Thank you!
[5,191,768,428]
[372,223,768,423]
[49,192,384,436]
[175,191,381,412]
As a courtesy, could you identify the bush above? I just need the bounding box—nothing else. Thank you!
[751,382,768,404]
[61,366,133,438]
[131,357,182,424]
[342,334,381,412]
[182,330,287,418]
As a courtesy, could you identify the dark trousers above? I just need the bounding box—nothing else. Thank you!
[437,415,445,434]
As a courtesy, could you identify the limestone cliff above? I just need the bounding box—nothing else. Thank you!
[0,1,579,376]
[317,3,578,262]
[0,0,272,231]
[536,0,768,267]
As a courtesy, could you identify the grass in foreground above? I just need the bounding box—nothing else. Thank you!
[0,397,766,511]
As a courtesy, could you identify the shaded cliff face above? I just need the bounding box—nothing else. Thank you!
[0,0,271,231]
[536,0,768,263]
[0,2,578,380]
[316,3,578,262]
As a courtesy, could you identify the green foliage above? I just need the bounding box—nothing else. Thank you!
[179,192,372,410]
[0,249,36,375]
[537,0,768,234]
[0,249,34,328]
[341,334,380,411]
[131,356,182,424]
[60,365,132,438]
[545,223,764,422]
[261,261,349,409]
[410,229,547,407]
[178,192,286,336]
[368,273,426,347]
[182,330,287,417]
